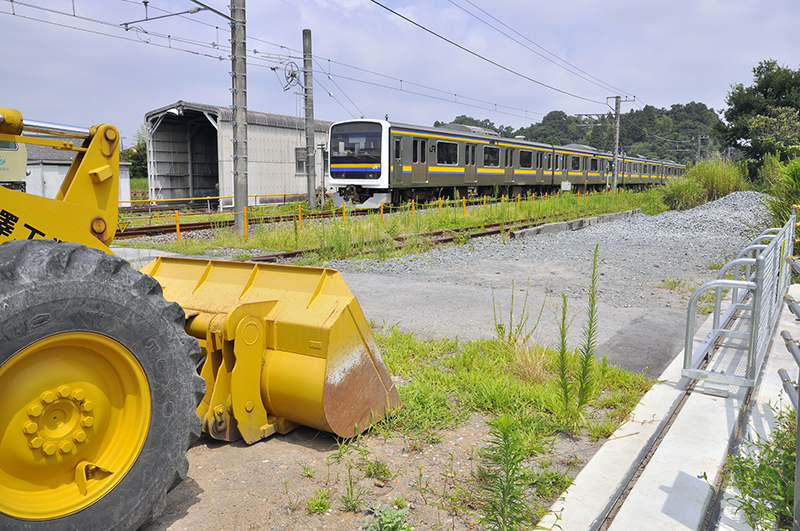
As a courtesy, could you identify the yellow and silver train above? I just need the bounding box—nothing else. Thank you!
[327,119,686,207]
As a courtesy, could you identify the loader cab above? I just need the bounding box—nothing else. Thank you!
[0,140,27,192]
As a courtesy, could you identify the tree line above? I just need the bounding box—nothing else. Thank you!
[435,59,800,178]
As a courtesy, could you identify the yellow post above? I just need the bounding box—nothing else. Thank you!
[483,195,486,209]
[532,193,535,205]
[412,199,415,218]
[517,193,520,206]
[463,197,466,215]
[380,200,384,222]
[298,204,302,231]
[439,197,442,213]
[243,206,249,240]
[343,202,346,224]
[174,210,181,243]
[545,192,548,201]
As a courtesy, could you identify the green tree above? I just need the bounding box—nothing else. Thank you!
[121,123,147,180]
[435,102,721,165]
[715,59,800,162]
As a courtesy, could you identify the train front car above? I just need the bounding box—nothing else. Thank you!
[328,119,390,208]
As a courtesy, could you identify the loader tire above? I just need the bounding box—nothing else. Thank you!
[0,240,205,531]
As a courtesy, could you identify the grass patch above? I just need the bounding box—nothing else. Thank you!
[370,272,654,525]
[121,190,653,260]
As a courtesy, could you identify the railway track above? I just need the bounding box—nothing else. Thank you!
[245,210,615,262]
[115,208,373,239]
[116,203,622,263]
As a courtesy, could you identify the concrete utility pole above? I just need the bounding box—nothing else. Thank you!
[303,29,317,209]
[696,135,709,163]
[231,0,248,235]
[612,95,621,191]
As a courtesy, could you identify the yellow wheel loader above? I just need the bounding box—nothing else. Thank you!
[0,108,401,530]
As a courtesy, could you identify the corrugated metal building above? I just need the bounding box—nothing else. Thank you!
[145,101,332,207]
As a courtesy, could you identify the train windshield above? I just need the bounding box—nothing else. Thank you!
[329,122,382,180]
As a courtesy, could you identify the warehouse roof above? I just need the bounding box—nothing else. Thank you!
[145,100,333,132]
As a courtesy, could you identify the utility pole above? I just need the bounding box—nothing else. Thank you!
[695,135,709,163]
[303,29,317,209]
[612,95,621,191]
[231,0,248,235]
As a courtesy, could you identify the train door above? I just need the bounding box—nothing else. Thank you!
[411,138,428,184]
[392,136,403,185]
[464,143,477,184]
[542,153,552,185]
[504,148,514,184]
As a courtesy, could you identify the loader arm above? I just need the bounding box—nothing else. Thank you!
[0,107,119,250]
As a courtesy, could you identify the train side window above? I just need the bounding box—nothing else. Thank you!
[420,140,427,164]
[590,158,598,172]
[465,144,470,166]
[571,156,580,171]
[471,145,477,165]
[519,150,532,169]
[394,138,401,159]
[544,154,551,170]
[413,139,418,163]
[483,146,500,167]
[536,152,543,169]
[437,141,458,165]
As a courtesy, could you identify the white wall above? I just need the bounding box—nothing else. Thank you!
[26,161,132,206]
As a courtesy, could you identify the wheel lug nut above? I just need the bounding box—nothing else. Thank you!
[23,421,38,435]
[28,404,43,417]
[57,385,71,398]
[42,442,56,456]
[40,391,55,404]
[28,437,43,449]
[59,441,73,454]
[81,400,94,412]
[73,431,87,443]
[81,416,94,428]
[71,388,85,401]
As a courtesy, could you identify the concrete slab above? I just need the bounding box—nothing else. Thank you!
[511,209,641,240]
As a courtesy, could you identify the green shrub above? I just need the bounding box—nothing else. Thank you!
[765,158,800,226]
[661,178,705,211]
[726,406,796,529]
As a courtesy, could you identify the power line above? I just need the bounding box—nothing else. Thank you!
[369,0,605,106]
[314,57,365,118]
[446,0,631,97]
[3,1,580,125]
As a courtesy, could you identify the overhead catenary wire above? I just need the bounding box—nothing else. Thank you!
[445,0,632,98]
[369,0,606,106]
[4,0,646,128]
[1,0,548,123]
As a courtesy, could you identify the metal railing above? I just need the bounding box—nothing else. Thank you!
[682,212,795,387]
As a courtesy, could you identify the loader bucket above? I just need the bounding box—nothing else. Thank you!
[140,257,401,444]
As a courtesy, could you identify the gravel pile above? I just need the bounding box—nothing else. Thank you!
[327,191,770,310]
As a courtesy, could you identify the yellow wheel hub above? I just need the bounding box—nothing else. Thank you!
[0,332,150,519]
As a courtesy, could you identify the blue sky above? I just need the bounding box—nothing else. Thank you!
[2,0,799,144]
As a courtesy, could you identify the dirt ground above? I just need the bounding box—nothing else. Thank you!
[145,415,600,531]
